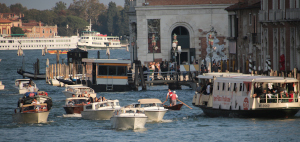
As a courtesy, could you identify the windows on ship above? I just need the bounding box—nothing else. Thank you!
[98,66,127,76]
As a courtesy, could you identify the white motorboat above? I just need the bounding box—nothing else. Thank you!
[14,79,38,94]
[63,97,89,115]
[62,85,96,98]
[13,92,52,123]
[110,108,148,130]
[126,98,168,122]
[81,100,121,120]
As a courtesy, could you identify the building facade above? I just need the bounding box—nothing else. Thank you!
[0,18,12,35]
[128,0,239,69]
[22,21,57,38]
[259,0,300,72]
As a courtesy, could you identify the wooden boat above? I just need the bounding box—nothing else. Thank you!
[63,97,88,115]
[163,104,183,110]
[193,73,300,118]
[13,91,52,123]
[48,50,68,54]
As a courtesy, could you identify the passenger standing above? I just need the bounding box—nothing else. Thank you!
[206,82,211,95]
[166,89,172,106]
[170,91,178,106]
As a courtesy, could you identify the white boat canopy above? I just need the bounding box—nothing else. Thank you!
[215,76,299,83]
[138,98,162,104]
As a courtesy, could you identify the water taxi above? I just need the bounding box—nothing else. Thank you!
[14,79,38,94]
[126,98,167,122]
[110,108,148,130]
[82,59,132,92]
[62,85,96,98]
[13,91,52,123]
[81,100,121,120]
[193,74,300,118]
[63,97,88,116]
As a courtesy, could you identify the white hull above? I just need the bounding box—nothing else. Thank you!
[110,115,148,130]
[50,79,60,86]
[62,91,97,98]
[144,110,167,122]
[12,111,50,123]
[81,109,115,120]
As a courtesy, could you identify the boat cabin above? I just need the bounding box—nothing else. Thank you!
[20,104,48,113]
[138,98,164,107]
[83,100,120,110]
[82,58,131,92]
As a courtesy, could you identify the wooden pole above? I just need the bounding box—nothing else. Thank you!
[177,99,192,109]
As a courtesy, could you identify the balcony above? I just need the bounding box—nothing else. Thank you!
[258,10,267,21]
[252,33,261,44]
[269,9,285,21]
[286,8,300,20]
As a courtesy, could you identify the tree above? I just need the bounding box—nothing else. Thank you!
[107,2,117,35]
[53,1,67,13]
[65,15,89,36]
[0,3,10,13]
[11,27,25,36]
[10,3,27,14]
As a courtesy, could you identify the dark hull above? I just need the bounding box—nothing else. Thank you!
[17,69,45,80]
[196,105,299,118]
[63,106,84,114]
[57,79,75,85]
[164,104,183,110]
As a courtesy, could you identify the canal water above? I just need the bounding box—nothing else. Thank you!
[0,49,299,141]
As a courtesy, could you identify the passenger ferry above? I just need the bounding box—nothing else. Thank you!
[82,58,132,92]
[77,20,121,49]
[193,73,300,118]
[0,34,78,50]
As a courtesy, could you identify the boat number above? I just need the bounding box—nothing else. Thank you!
[258,104,270,108]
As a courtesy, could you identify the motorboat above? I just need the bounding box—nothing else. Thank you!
[62,85,96,98]
[81,100,121,120]
[193,73,300,118]
[14,79,38,94]
[13,91,52,123]
[110,108,148,130]
[126,98,167,122]
[63,97,89,115]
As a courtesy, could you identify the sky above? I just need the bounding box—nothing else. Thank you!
[1,0,125,10]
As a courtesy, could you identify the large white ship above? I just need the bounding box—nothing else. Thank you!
[0,35,78,50]
[77,20,122,49]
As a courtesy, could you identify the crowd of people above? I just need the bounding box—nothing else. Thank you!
[253,84,295,103]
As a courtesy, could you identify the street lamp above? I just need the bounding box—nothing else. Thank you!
[105,42,110,59]
[208,26,217,72]
[152,34,157,61]
[178,46,182,65]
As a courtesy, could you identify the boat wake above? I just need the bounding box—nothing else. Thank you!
[146,119,173,123]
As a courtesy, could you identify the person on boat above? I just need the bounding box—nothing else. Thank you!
[102,97,107,101]
[72,94,76,97]
[87,94,93,103]
[170,91,178,106]
[288,90,294,102]
[27,84,36,92]
[206,82,211,95]
[166,89,173,105]
[31,98,40,104]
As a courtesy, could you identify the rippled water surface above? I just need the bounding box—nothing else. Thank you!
[0,49,300,142]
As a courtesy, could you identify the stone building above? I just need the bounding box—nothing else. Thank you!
[128,0,239,69]
[225,0,261,73]
[259,0,300,72]
[22,21,57,38]
[0,18,12,35]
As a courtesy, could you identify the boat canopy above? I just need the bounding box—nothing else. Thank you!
[138,98,162,104]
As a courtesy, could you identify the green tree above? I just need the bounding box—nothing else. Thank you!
[65,15,89,36]
[22,9,41,23]
[0,3,10,13]
[53,1,67,14]
[10,3,27,14]
[11,27,25,36]
[107,2,117,35]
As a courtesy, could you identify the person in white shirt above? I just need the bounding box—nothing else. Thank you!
[27,84,36,92]
[206,83,211,95]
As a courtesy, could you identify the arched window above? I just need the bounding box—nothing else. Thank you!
[43,29,44,33]
[50,29,52,33]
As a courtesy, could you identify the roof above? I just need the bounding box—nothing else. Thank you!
[138,98,162,104]
[82,58,131,64]
[225,1,260,11]
[0,18,12,23]
[68,48,88,53]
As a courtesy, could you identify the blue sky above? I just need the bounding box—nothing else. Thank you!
[1,0,125,10]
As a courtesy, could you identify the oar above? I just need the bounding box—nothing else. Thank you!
[162,100,167,104]
[177,99,192,109]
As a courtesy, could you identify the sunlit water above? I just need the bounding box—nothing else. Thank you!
[0,49,299,141]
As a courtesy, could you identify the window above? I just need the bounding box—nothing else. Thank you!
[217,82,220,90]
[222,83,225,91]
[240,83,243,91]
[98,66,107,75]
[108,66,116,75]
[249,13,252,25]
[43,29,44,33]
[228,83,231,91]
[50,29,52,33]
[233,83,236,91]
[116,66,127,76]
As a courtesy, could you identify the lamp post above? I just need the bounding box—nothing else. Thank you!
[178,46,182,65]
[152,34,157,62]
[208,26,217,73]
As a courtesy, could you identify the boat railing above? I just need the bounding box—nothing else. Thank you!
[259,93,298,103]
[128,71,196,81]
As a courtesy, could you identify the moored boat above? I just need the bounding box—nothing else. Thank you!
[62,85,96,98]
[13,91,52,123]
[193,74,300,118]
[110,108,148,130]
[81,100,121,120]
